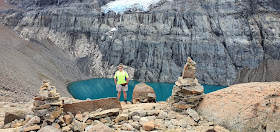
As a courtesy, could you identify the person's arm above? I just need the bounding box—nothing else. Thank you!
[114,72,117,85]
[126,72,129,84]
[114,78,117,85]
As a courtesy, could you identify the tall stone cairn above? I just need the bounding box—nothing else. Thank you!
[32,80,63,120]
[167,57,204,112]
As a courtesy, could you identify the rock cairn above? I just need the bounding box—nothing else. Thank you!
[167,57,204,112]
[32,80,63,120]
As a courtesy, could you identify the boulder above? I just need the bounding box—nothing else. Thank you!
[63,97,121,115]
[132,83,156,103]
[4,111,29,124]
[197,82,280,132]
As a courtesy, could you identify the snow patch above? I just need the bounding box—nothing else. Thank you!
[101,0,173,14]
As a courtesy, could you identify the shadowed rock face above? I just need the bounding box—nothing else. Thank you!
[2,0,280,86]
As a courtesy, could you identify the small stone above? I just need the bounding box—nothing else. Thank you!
[143,121,155,131]
[63,115,73,125]
[122,123,134,131]
[130,109,147,117]
[158,111,168,119]
[130,122,141,130]
[24,116,40,127]
[75,114,84,122]
[62,126,71,132]
[178,116,197,127]
[139,117,149,125]
[52,123,60,129]
[115,114,129,123]
[47,115,56,123]
[71,120,86,132]
[147,110,159,116]
[33,100,45,107]
[58,116,65,124]
[132,116,141,122]
[88,121,114,132]
[51,109,63,118]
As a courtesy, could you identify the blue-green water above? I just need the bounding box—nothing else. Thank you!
[67,78,226,101]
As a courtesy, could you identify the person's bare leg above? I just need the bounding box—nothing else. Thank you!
[123,91,127,100]
[117,91,121,100]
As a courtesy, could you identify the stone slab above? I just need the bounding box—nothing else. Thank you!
[177,77,198,86]
[182,84,204,94]
[182,69,196,79]
[63,97,121,115]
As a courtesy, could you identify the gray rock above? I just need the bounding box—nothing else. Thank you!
[4,111,29,124]
[158,111,168,119]
[115,114,129,123]
[186,109,200,122]
[132,116,141,122]
[121,123,134,131]
[88,121,114,132]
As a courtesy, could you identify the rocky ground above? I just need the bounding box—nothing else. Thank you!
[0,101,229,132]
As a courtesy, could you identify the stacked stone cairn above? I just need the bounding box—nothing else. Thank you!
[167,57,204,112]
[32,80,63,121]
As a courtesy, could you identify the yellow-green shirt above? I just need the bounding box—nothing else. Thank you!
[114,71,129,84]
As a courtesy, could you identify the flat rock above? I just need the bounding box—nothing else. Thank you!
[177,77,198,86]
[182,84,204,94]
[115,114,129,123]
[90,108,120,119]
[173,103,195,109]
[63,97,121,115]
[24,125,40,132]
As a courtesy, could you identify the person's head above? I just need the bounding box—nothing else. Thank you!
[118,63,123,71]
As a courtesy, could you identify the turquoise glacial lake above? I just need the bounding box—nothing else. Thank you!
[67,78,226,101]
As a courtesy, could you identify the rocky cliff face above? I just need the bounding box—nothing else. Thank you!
[2,0,280,86]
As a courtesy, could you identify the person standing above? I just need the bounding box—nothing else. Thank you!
[114,63,129,103]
